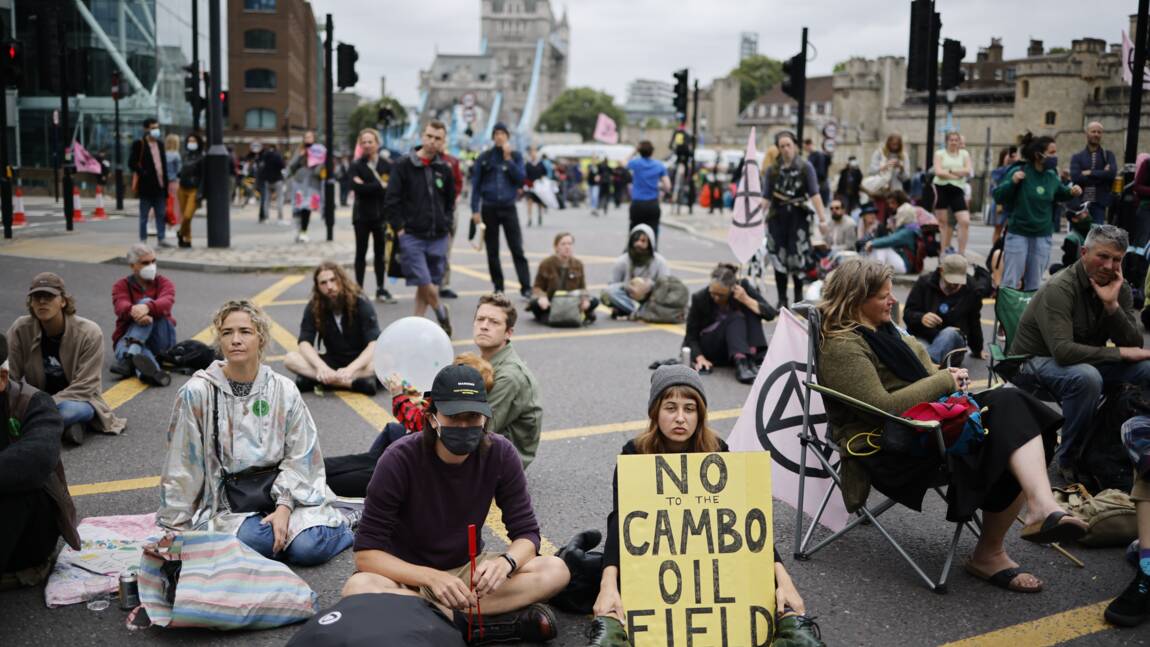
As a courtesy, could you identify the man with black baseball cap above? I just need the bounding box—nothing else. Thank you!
[344,363,568,645]
[470,122,532,298]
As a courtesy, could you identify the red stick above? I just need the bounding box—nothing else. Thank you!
[468,524,482,640]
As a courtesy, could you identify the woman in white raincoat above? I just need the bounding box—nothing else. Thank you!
[157,300,351,565]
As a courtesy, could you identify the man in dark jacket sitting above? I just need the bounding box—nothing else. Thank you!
[904,254,984,367]
[683,263,777,384]
[0,332,82,590]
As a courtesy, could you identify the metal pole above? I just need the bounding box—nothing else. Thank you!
[1,35,11,239]
[925,2,940,171]
[191,0,201,133]
[323,14,335,241]
[796,27,808,148]
[204,0,228,247]
[1125,0,1149,167]
[688,79,698,215]
[113,71,123,210]
[58,0,73,231]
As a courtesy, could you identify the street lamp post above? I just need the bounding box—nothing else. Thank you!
[112,70,123,210]
[204,0,229,247]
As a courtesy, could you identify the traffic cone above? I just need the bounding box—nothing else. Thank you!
[92,185,107,220]
[72,186,85,223]
[12,185,25,227]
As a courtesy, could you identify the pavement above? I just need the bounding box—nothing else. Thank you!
[0,198,1138,646]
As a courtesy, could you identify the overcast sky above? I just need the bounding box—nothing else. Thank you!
[307,0,1136,107]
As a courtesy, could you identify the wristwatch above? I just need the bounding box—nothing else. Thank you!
[500,553,518,578]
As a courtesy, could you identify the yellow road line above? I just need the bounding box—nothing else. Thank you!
[70,475,161,497]
[542,407,741,442]
[938,601,1112,647]
[102,378,149,409]
[451,324,668,347]
[251,275,307,306]
[449,263,520,289]
[333,390,396,428]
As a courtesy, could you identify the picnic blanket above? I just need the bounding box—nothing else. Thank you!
[44,513,161,608]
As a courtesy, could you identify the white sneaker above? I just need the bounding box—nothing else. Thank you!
[275,219,291,227]
[296,232,310,243]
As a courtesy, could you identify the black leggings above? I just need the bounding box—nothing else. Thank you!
[354,220,387,291]
[775,271,803,306]
[296,209,311,232]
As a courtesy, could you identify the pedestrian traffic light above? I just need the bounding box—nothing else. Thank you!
[183,63,200,110]
[940,38,967,90]
[337,43,359,89]
[781,52,805,102]
[220,90,229,119]
[672,69,689,116]
[3,40,21,88]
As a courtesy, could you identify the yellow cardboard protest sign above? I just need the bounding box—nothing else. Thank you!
[618,452,775,646]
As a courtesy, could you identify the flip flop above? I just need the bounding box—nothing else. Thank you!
[1020,510,1087,545]
[964,562,1043,593]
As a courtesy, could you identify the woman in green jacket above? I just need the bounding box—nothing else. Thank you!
[817,258,1085,593]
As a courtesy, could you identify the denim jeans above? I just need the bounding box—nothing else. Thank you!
[138,194,167,242]
[589,185,600,209]
[1087,201,1107,226]
[1022,357,1150,466]
[1000,233,1052,292]
[57,401,95,428]
[603,283,637,315]
[114,298,177,364]
[235,516,353,567]
[923,327,967,365]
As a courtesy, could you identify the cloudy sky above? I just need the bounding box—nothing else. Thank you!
[307,0,1136,107]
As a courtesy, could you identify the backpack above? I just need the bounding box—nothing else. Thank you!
[550,530,604,615]
[1074,384,1150,492]
[1053,483,1138,548]
[970,265,994,300]
[286,591,465,647]
[635,276,689,323]
[1122,243,1149,311]
[157,340,218,374]
[547,292,584,328]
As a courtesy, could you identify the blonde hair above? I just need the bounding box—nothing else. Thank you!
[818,257,893,339]
[165,134,181,152]
[212,300,271,360]
[357,128,381,146]
[764,145,780,169]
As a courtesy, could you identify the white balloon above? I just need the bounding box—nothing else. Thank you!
[373,317,455,392]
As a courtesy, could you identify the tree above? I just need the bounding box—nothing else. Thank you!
[347,96,408,149]
[833,61,848,73]
[537,87,625,141]
[728,54,783,112]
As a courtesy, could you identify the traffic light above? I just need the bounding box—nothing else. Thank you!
[183,63,200,110]
[220,90,229,119]
[906,0,937,91]
[337,43,359,89]
[3,40,20,88]
[781,52,805,101]
[940,38,966,90]
[672,69,688,116]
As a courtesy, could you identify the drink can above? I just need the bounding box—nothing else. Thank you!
[681,346,692,368]
[119,571,140,610]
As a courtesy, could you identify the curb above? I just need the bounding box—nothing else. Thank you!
[105,255,351,274]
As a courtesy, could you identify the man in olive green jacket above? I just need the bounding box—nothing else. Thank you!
[1012,225,1150,472]
[472,293,542,468]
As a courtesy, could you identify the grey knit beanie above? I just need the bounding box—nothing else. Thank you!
[649,364,707,411]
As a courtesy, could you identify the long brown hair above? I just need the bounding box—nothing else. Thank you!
[634,385,721,455]
[310,262,360,336]
[818,257,893,339]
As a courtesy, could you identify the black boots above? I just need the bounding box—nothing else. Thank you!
[350,377,379,396]
[133,353,171,386]
[469,603,558,645]
[736,356,758,384]
[1106,570,1150,627]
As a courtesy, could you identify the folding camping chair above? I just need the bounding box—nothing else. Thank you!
[792,304,980,593]
[986,286,1037,388]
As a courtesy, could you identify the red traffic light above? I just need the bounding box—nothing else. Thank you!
[7,45,14,60]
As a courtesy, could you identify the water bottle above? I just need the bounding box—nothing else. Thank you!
[681,346,692,368]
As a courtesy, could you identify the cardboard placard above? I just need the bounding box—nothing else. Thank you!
[618,452,775,646]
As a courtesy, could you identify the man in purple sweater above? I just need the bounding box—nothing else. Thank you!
[342,364,568,644]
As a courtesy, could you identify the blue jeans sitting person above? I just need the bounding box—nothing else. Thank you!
[236,516,353,567]
[919,326,967,366]
[113,298,175,386]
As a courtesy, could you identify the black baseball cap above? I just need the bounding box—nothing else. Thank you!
[426,364,493,418]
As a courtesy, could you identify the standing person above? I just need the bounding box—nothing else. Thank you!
[110,244,176,386]
[527,232,599,325]
[350,128,394,303]
[176,133,204,248]
[524,146,547,228]
[470,123,531,299]
[932,131,973,256]
[258,143,288,225]
[612,164,629,208]
[438,139,465,301]
[764,131,828,309]
[386,121,455,334]
[289,130,323,243]
[1069,122,1118,227]
[129,118,172,247]
[869,134,911,196]
[336,153,353,207]
[805,138,833,206]
[587,160,602,216]
[836,155,863,215]
[989,146,1020,246]
[993,133,1082,291]
[597,159,613,215]
[163,134,182,231]
[626,141,671,241]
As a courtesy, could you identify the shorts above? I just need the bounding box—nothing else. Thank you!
[399,232,449,287]
[1132,475,1150,502]
[933,183,968,216]
[418,552,504,606]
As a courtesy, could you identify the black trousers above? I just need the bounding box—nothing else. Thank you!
[296,208,311,232]
[629,200,660,241]
[482,204,532,293]
[699,311,767,365]
[0,489,60,573]
[354,220,387,291]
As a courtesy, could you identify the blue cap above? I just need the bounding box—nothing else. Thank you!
[492,122,510,136]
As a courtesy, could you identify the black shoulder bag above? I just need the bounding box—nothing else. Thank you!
[211,389,280,514]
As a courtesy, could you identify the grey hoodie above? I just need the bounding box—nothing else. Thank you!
[610,223,670,284]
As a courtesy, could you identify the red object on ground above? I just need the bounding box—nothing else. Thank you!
[468,523,483,640]
[72,186,85,222]
[12,185,25,226]
[92,185,107,220]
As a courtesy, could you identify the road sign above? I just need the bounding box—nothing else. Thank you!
[822,122,837,140]
[463,107,476,123]
[822,139,836,154]
[462,93,476,108]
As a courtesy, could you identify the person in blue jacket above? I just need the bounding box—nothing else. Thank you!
[471,123,532,298]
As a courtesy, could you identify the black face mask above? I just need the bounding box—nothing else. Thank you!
[1043,155,1058,171]
[436,424,484,456]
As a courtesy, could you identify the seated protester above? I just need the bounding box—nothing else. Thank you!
[855,204,880,251]
[473,293,542,468]
[528,232,600,326]
[1106,416,1150,627]
[601,224,669,318]
[825,198,857,252]
[385,352,495,436]
[1012,224,1150,479]
[157,300,352,566]
[819,258,1086,593]
[341,364,569,646]
[7,273,126,446]
[590,365,822,646]
[1049,208,1094,275]
[903,254,985,367]
[0,333,82,590]
[110,243,175,386]
[683,263,777,385]
[284,262,382,396]
[863,203,920,274]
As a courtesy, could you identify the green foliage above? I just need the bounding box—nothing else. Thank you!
[644,117,665,129]
[729,54,783,111]
[1048,47,1070,55]
[833,61,848,73]
[347,96,408,148]
[537,87,625,141]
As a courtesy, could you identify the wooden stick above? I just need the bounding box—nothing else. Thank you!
[1016,515,1085,568]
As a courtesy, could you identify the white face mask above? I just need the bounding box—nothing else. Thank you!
[139,263,158,281]
[149,128,161,140]
[186,142,199,152]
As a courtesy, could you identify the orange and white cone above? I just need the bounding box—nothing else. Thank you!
[12,185,25,227]
[72,186,85,223]
[92,185,107,220]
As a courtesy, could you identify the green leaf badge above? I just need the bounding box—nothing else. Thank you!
[252,400,271,417]
[435,177,444,189]
[1036,186,1046,195]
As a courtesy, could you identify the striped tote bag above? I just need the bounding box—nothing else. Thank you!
[136,532,318,630]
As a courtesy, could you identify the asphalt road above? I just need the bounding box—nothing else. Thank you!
[0,204,1143,646]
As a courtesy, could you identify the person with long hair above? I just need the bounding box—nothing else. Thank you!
[988,146,1020,246]
[587,365,821,646]
[764,131,828,310]
[993,133,1082,291]
[289,130,323,243]
[682,263,776,384]
[869,133,911,195]
[283,261,382,395]
[349,128,394,302]
[817,257,1086,593]
[158,300,352,566]
[932,131,973,255]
